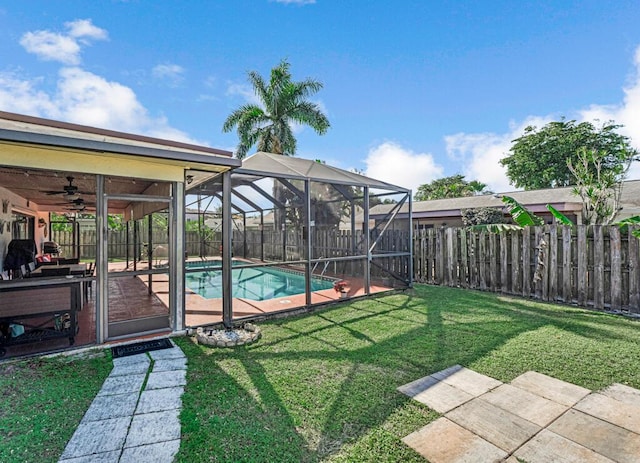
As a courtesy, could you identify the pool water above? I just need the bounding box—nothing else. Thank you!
[185,263,335,301]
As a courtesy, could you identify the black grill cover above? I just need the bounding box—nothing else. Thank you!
[3,239,37,270]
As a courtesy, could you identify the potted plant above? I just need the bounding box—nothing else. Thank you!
[333,280,349,299]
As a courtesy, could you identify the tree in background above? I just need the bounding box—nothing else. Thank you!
[222,59,330,159]
[414,175,491,201]
[222,60,330,230]
[501,119,637,190]
[567,147,631,224]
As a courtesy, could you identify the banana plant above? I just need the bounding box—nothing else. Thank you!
[501,195,544,227]
[616,216,640,238]
[546,204,574,226]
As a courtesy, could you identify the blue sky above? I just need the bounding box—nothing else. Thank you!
[2,0,640,193]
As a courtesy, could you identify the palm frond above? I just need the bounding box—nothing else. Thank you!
[291,101,330,134]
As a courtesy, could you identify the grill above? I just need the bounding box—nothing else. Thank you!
[42,241,61,255]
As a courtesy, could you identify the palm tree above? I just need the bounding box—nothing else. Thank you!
[222,59,330,159]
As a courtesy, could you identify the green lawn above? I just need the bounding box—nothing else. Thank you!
[0,352,112,463]
[1,284,639,462]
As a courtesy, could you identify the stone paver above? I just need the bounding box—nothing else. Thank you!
[59,342,187,463]
[510,371,590,406]
[110,360,153,376]
[97,374,146,396]
[397,373,441,397]
[81,392,139,422]
[437,367,502,396]
[447,398,540,453]
[514,429,616,463]
[60,416,132,459]
[548,409,640,463]
[412,380,476,413]
[124,409,181,448]
[145,369,187,390]
[481,383,568,427]
[148,346,183,360]
[153,357,187,372]
[402,417,507,463]
[119,440,181,463]
[400,366,640,463]
[59,450,121,463]
[601,383,640,407]
[574,392,640,434]
[137,387,184,414]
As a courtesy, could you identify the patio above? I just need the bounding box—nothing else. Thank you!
[400,365,640,462]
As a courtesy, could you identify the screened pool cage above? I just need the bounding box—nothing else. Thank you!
[184,152,412,328]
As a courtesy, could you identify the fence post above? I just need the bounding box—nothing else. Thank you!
[479,230,487,290]
[629,226,640,313]
[500,232,509,293]
[522,227,531,297]
[489,232,497,291]
[469,230,477,289]
[436,227,444,285]
[511,229,521,295]
[593,225,605,310]
[549,224,558,302]
[610,226,622,311]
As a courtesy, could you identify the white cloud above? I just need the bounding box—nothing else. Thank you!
[578,45,640,180]
[2,20,202,144]
[445,116,553,193]
[449,45,640,191]
[152,63,185,86]
[19,19,107,65]
[20,31,81,65]
[226,82,261,105]
[0,68,199,144]
[0,72,60,116]
[364,141,444,192]
[65,19,108,41]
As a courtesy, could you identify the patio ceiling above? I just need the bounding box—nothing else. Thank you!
[0,166,155,213]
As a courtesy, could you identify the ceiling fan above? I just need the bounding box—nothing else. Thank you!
[44,176,91,201]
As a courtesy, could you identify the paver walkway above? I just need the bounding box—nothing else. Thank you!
[59,343,187,463]
[399,365,640,463]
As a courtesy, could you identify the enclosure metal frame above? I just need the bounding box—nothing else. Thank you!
[185,152,412,327]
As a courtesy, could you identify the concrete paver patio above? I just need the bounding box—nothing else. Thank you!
[399,365,640,463]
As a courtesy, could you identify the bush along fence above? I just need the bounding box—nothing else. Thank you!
[414,224,640,314]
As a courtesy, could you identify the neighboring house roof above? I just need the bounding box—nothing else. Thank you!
[369,180,640,220]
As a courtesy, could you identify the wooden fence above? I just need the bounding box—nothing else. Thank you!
[51,224,639,313]
[413,225,640,314]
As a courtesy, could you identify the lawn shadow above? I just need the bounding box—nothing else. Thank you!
[177,284,640,461]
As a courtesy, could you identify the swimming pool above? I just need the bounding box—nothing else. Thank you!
[185,262,335,301]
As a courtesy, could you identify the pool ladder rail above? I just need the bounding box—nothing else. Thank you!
[311,259,331,278]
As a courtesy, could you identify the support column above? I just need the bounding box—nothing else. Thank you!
[364,186,371,295]
[172,181,185,331]
[408,192,414,288]
[305,179,312,306]
[96,174,106,344]
[222,171,233,329]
